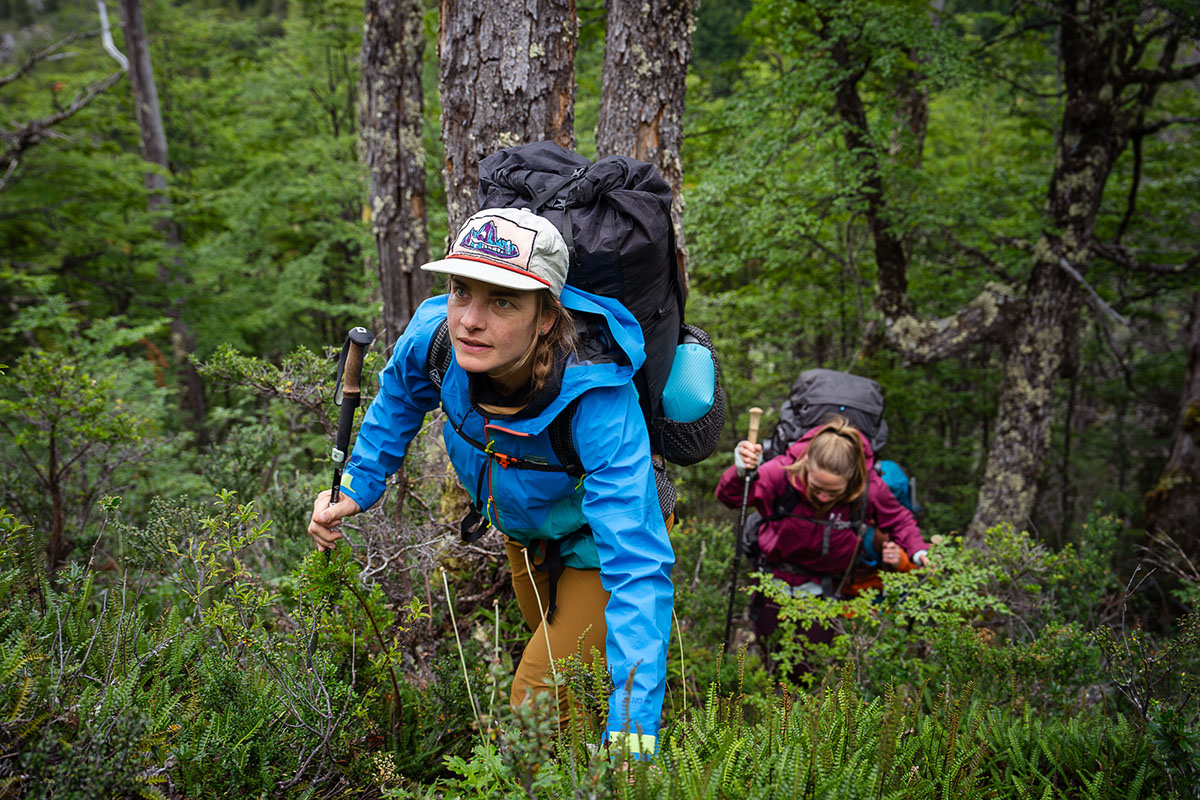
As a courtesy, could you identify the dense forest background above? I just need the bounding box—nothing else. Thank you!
[1,0,1198,797]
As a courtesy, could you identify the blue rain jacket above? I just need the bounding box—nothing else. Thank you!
[339,286,675,744]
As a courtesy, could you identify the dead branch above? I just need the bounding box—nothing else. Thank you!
[1057,258,1129,328]
[1135,116,1200,136]
[0,30,101,89]
[1093,242,1200,275]
[0,70,125,192]
[939,227,1021,282]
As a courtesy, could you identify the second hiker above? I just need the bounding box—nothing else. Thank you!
[716,414,929,678]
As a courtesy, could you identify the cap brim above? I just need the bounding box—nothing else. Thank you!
[421,255,549,292]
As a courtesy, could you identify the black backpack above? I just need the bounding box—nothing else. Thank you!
[476,140,725,470]
[762,369,887,462]
[429,141,726,525]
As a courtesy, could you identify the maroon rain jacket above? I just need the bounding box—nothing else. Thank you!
[715,426,927,586]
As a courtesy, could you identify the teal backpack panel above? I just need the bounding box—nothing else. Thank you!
[860,459,918,567]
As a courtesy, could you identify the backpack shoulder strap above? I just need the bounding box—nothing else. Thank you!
[548,397,583,477]
[852,477,870,531]
[427,319,453,390]
[769,480,804,521]
[432,335,585,479]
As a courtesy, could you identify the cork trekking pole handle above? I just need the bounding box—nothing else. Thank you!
[746,406,763,448]
[310,326,374,664]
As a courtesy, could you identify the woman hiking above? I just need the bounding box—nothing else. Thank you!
[307,207,673,758]
[716,415,928,679]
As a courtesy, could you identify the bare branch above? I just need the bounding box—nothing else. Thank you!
[0,70,125,192]
[1134,116,1200,136]
[939,227,1021,282]
[0,30,98,89]
[1127,60,1200,86]
[1094,242,1200,275]
[1057,258,1129,328]
[1115,127,1144,243]
[993,235,1036,254]
[96,1,129,71]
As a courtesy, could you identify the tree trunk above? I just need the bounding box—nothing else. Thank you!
[438,0,577,236]
[46,423,64,572]
[968,250,1077,537]
[595,0,694,283]
[119,0,207,436]
[1145,291,1200,546]
[361,0,432,350]
[967,1,1142,538]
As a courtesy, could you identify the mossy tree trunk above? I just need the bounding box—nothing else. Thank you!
[361,0,432,350]
[595,0,694,282]
[438,0,577,237]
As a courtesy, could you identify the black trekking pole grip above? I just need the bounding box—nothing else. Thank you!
[330,326,374,506]
[724,407,763,650]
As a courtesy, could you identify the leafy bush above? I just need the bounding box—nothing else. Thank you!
[0,322,169,568]
[749,525,1123,711]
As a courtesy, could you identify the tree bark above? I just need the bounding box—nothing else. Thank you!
[119,0,207,436]
[826,31,915,320]
[825,21,1023,360]
[361,0,432,350]
[595,0,694,282]
[1145,291,1200,547]
[438,0,577,236]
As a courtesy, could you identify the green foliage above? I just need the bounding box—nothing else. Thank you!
[0,510,201,798]
[0,322,169,564]
[747,525,1134,713]
[985,706,1156,800]
[2,490,1194,798]
[681,0,1199,541]
[407,666,1180,799]
[196,340,382,439]
[3,0,1199,795]
[2,0,375,370]
[667,517,771,704]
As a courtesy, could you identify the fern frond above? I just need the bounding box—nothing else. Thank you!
[16,710,48,744]
[6,674,33,721]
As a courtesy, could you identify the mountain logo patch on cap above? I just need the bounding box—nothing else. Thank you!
[459,220,521,260]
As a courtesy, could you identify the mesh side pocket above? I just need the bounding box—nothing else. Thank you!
[653,324,727,466]
[652,455,678,524]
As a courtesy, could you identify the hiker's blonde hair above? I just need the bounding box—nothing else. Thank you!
[784,414,868,506]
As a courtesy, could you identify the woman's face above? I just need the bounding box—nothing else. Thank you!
[446,276,553,386]
[806,466,848,505]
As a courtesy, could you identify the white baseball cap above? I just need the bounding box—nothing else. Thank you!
[421,207,569,297]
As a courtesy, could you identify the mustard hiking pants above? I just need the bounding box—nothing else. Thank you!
[505,537,609,727]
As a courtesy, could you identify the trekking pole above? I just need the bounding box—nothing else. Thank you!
[329,326,375,510]
[723,407,763,651]
[308,325,374,661]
